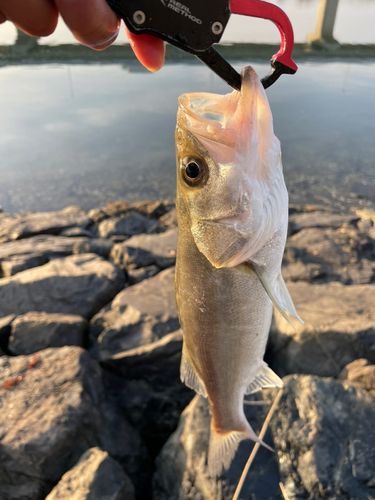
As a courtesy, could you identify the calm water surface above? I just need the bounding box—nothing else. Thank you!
[0,59,374,213]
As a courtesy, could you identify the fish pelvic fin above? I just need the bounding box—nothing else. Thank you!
[245,362,283,395]
[208,421,274,477]
[236,260,304,326]
[180,346,207,397]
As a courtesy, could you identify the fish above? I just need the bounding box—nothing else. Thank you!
[174,66,303,477]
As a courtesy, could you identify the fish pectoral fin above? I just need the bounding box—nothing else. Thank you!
[245,362,283,395]
[180,346,207,398]
[236,260,303,326]
[275,273,304,324]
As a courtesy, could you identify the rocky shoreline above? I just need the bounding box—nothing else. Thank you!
[0,200,374,500]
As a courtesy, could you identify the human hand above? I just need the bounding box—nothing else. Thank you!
[0,0,165,71]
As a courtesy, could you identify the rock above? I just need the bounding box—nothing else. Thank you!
[1,253,49,277]
[0,314,15,352]
[289,211,359,235]
[0,206,90,242]
[90,267,178,357]
[270,375,375,500]
[127,265,159,285]
[98,213,159,239]
[357,218,374,233]
[101,329,183,372]
[269,282,375,378]
[338,359,375,391]
[0,236,115,276]
[0,254,125,320]
[60,226,94,237]
[103,200,174,220]
[282,225,375,284]
[73,238,115,259]
[110,228,178,270]
[158,207,177,230]
[354,208,375,225]
[0,347,147,500]
[88,207,109,224]
[130,200,175,219]
[0,235,89,261]
[101,329,193,456]
[153,393,281,500]
[8,312,87,355]
[45,447,135,500]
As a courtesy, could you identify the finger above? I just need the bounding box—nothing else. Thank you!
[0,0,58,37]
[0,10,7,24]
[126,27,165,72]
[55,0,120,50]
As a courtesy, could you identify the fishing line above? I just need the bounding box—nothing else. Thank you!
[232,388,283,500]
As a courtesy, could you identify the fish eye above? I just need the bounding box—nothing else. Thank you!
[181,157,207,187]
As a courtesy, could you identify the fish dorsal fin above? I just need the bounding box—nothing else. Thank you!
[236,260,303,326]
[180,346,207,397]
[245,362,283,395]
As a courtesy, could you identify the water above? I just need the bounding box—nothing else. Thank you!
[0,58,373,213]
[0,0,374,213]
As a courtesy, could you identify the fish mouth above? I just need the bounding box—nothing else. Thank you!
[177,92,239,151]
[177,66,263,155]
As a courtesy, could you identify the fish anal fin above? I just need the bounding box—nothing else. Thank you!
[208,423,273,477]
[245,362,283,395]
[180,347,207,397]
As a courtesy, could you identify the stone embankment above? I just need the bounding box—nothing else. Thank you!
[0,200,374,500]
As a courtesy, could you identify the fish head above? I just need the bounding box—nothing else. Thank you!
[176,66,288,268]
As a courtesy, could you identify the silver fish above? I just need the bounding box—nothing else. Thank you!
[175,66,303,477]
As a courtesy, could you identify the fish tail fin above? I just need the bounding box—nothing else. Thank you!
[207,421,273,477]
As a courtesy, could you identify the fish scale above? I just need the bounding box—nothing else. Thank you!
[175,66,303,476]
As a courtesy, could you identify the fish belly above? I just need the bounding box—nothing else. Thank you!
[176,230,278,431]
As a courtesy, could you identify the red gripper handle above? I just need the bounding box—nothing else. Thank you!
[229,0,298,72]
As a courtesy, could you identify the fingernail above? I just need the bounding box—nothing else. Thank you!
[89,29,119,49]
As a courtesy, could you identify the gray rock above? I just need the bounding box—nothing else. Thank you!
[45,447,135,500]
[110,228,178,270]
[0,314,15,352]
[8,312,87,355]
[90,267,178,357]
[0,235,89,261]
[289,211,359,235]
[0,347,147,500]
[270,374,375,500]
[357,218,374,233]
[0,236,115,276]
[101,329,193,455]
[130,200,175,219]
[1,253,48,277]
[127,265,159,285]
[159,207,177,230]
[102,329,182,371]
[269,282,375,378]
[0,206,91,242]
[338,358,375,391]
[60,226,94,237]
[98,213,159,239]
[282,225,375,284]
[153,393,281,500]
[88,208,109,224]
[73,238,115,259]
[0,254,125,319]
